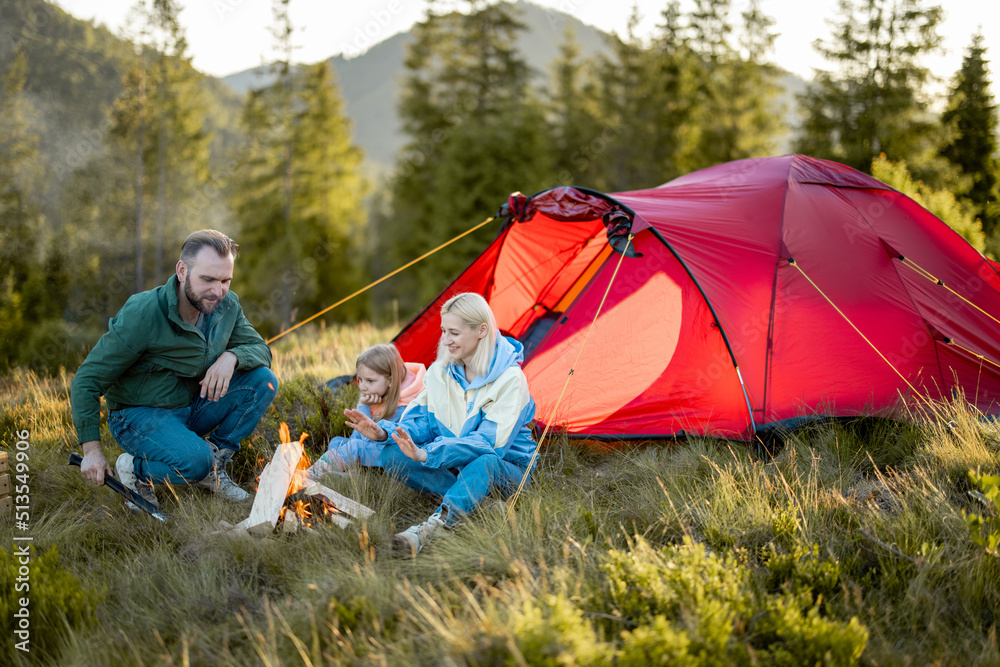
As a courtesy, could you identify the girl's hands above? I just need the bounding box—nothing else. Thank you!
[344,408,387,441]
[358,392,383,405]
[392,427,427,462]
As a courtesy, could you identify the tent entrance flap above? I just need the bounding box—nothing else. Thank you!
[555,244,614,312]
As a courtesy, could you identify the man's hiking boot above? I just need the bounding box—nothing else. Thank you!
[393,511,447,556]
[197,440,251,501]
[115,453,160,514]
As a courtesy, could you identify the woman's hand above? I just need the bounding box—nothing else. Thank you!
[344,408,387,441]
[359,392,383,405]
[392,427,427,462]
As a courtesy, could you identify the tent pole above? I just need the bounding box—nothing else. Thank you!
[735,366,758,436]
[648,228,758,439]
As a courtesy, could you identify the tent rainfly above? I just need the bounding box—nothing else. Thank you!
[393,155,1000,441]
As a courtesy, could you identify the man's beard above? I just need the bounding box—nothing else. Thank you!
[184,274,220,314]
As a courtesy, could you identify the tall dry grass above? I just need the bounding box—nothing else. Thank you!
[2,325,999,665]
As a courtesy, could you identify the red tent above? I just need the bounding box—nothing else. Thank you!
[394,155,1000,440]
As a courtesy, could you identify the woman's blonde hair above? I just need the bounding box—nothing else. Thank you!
[437,292,497,379]
[356,343,406,420]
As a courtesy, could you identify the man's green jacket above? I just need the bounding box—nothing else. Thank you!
[71,275,272,444]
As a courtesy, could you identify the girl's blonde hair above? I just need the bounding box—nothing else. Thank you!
[437,292,497,379]
[356,343,406,420]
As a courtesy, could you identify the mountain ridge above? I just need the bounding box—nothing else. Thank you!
[221,1,616,167]
[220,0,804,168]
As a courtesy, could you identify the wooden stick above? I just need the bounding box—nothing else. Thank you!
[235,442,303,532]
[301,479,374,519]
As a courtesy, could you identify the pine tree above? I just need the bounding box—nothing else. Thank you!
[941,33,1000,236]
[387,1,552,311]
[230,86,289,329]
[0,48,43,364]
[0,49,42,292]
[58,144,143,326]
[731,0,783,157]
[112,8,150,295]
[591,0,780,187]
[289,61,368,320]
[547,25,610,191]
[795,0,943,172]
[651,1,704,176]
[232,1,368,334]
[232,0,298,331]
[686,0,781,167]
[147,0,211,284]
[597,7,685,189]
[108,0,211,291]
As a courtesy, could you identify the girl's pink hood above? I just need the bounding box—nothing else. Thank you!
[398,362,426,407]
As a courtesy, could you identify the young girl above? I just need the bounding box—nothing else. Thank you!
[307,343,425,478]
[345,293,537,555]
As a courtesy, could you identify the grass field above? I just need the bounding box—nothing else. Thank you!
[2,324,1000,665]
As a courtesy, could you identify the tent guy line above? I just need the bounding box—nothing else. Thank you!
[505,233,635,521]
[788,257,920,396]
[264,215,497,345]
[899,255,1000,331]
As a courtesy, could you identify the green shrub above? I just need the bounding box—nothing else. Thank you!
[602,536,750,625]
[964,469,1000,557]
[257,375,356,453]
[602,537,748,662]
[753,595,868,666]
[331,596,392,635]
[617,615,697,667]
[871,155,985,252]
[510,593,615,667]
[0,546,104,661]
[770,503,800,550]
[764,544,842,601]
[600,536,865,665]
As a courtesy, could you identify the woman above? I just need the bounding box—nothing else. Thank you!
[345,292,537,554]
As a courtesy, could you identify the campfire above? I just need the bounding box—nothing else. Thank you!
[218,423,373,536]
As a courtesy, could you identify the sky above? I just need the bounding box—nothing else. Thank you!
[52,0,1000,86]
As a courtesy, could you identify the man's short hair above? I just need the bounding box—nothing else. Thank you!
[179,230,239,266]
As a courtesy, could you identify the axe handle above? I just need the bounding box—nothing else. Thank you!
[68,452,168,522]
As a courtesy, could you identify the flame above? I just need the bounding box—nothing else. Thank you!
[287,457,311,496]
[293,499,311,520]
[286,427,312,496]
[267,422,342,529]
[256,423,311,494]
[287,492,339,527]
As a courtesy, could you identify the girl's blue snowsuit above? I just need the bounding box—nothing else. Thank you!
[309,403,405,475]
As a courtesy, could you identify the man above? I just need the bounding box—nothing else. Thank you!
[72,229,278,512]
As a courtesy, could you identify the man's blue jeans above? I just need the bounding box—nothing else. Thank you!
[108,367,278,485]
[380,444,530,525]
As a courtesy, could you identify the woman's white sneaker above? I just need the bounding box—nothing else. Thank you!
[393,511,447,555]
